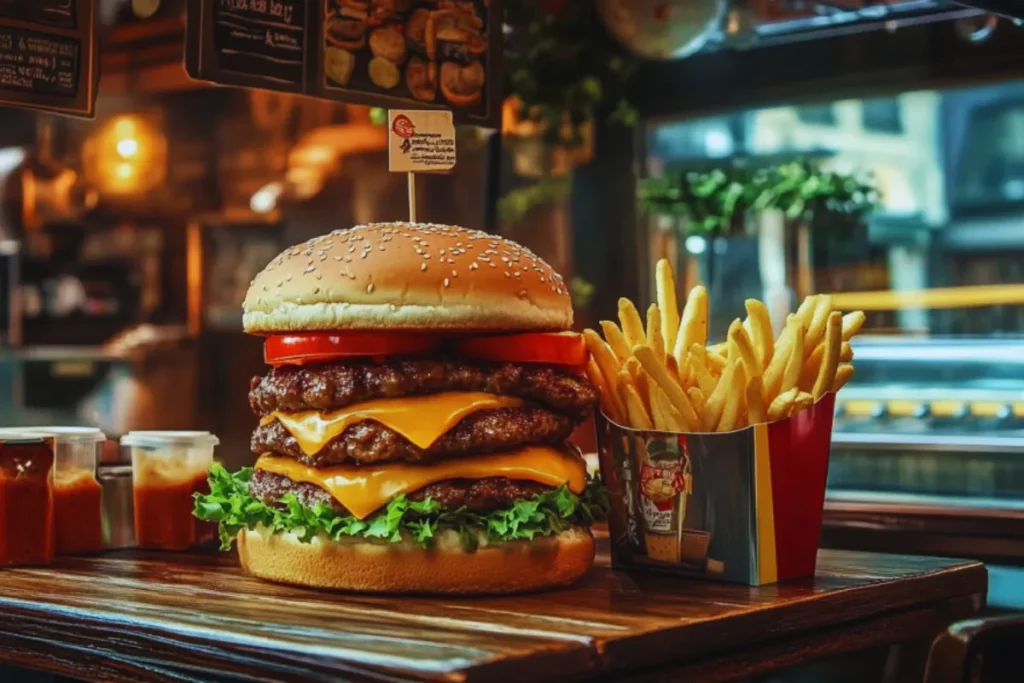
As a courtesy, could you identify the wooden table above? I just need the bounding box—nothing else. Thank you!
[0,542,986,682]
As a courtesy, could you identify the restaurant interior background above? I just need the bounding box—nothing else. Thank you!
[0,0,1022,678]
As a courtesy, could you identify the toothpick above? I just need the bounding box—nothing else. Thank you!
[408,172,417,223]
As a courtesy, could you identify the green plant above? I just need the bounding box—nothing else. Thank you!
[504,1,637,147]
[497,176,573,225]
[750,160,880,220]
[570,276,595,311]
[638,160,879,236]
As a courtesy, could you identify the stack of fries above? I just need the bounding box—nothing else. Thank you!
[584,259,865,433]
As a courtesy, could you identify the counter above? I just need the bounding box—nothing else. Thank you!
[0,535,986,682]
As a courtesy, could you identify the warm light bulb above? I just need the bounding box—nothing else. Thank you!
[116,138,139,159]
[114,117,137,137]
[250,182,283,214]
[116,163,135,179]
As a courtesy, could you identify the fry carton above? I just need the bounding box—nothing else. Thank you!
[596,393,836,585]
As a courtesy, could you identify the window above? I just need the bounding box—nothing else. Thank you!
[796,104,837,126]
[862,97,903,133]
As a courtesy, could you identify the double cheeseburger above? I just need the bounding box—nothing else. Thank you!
[195,223,605,594]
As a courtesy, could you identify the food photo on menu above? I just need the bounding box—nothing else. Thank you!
[324,0,488,114]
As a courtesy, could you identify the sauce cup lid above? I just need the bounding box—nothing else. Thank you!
[20,426,106,445]
[0,429,53,444]
[120,431,220,449]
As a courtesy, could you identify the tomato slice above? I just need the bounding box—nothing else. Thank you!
[455,331,588,366]
[265,332,443,366]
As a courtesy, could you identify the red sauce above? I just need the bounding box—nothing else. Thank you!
[0,442,54,566]
[134,472,208,550]
[53,472,103,555]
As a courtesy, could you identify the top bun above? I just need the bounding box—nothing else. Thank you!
[242,223,572,333]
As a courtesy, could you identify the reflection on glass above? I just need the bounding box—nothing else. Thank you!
[644,79,1024,508]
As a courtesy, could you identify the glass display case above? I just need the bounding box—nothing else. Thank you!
[640,71,1024,607]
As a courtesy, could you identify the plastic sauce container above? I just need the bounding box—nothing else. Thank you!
[0,433,55,566]
[121,431,219,550]
[24,427,105,556]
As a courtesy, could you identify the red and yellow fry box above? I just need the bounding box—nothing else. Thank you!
[596,393,836,586]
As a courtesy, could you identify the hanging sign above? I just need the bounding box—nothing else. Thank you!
[0,0,98,117]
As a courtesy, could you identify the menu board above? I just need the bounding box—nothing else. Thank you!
[186,0,501,128]
[0,0,96,117]
[0,1,77,29]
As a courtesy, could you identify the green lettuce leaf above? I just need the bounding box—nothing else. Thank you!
[193,462,608,552]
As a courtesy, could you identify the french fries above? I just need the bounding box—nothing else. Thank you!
[583,330,628,424]
[812,312,842,401]
[585,259,866,433]
[832,363,854,392]
[634,344,699,430]
[744,299,774,369]
[656,260,680,356]
[841,311,865,341]
[618,298,647,348]
[618,371,653,431]
[746,376,767,425]
[728,319,762,376]
[672,285,708,370]
[599,320,631,364]
[716,360,747,432]
[646,304,666,365]
[768,388,799,422]
[805,295,833,349]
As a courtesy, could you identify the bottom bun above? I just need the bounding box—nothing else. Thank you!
[237,526,596,594]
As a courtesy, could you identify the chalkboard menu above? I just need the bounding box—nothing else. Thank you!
[186,0,501,128]
[0,0,96,117]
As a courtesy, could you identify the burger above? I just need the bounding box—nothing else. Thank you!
[194,223,606,594]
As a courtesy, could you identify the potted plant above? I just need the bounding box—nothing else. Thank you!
[639,160,878,328]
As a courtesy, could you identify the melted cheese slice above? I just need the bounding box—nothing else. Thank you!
[263,392,524,457]
[255,446,586,519]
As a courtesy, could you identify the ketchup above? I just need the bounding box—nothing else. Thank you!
[134,471,209,550]
[0,441,55,566]
[53,471,103,555]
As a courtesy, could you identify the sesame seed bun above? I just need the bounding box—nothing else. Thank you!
[237,525,596,594]
[242,223,572,333]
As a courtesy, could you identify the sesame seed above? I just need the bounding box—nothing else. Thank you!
[469,262,479,270]
[489,263,496,268]
[361,252,368,259]
[451,270,458,277]
[335,256,342,261]
[423,254,431,260]
[313,287,320,294]
[504,271,511,278]
[315,272,322,280]
[514,271,521,278]
[367,283,375,293]
[286,275,292,282]
[420,263,427,271]
[443,278,450,287]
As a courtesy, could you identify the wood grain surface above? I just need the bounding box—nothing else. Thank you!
[0,538,987,683]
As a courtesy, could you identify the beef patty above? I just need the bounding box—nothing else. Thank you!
[249,358,598,418]
[249,467,552,516]
[253,406,574,466]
